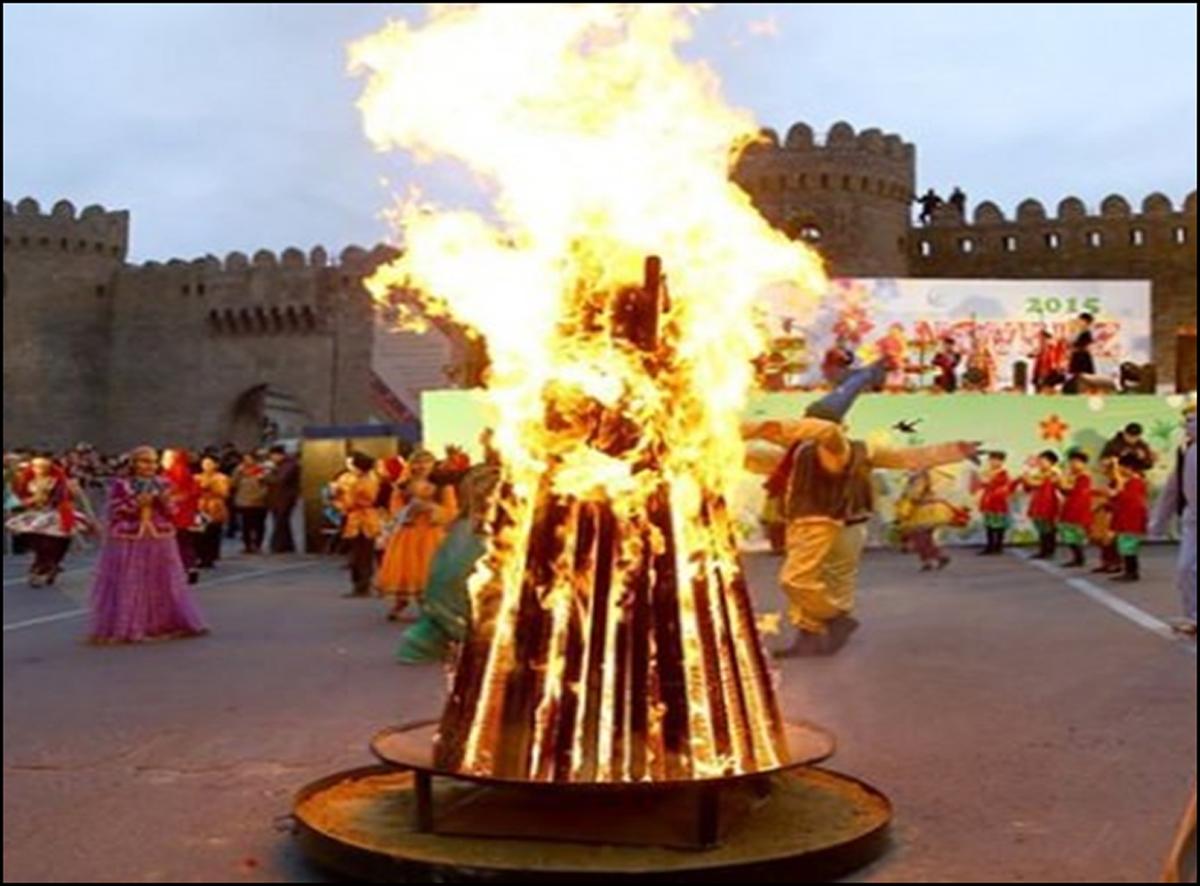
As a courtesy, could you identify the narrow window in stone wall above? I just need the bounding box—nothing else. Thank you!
[842,175,851,190]
[797,173,807,189]
[958,237,975,254]
[919,240,933,257]
[182,283,191,296]
[1130,228,1146,246]
[1002,235,1018,252]
[95,285,106,298]
[39,237,49,247]
[820,173,829,189]
[1086,231,1103,248]
[1044,232,1060,249]
[1173,226,1188,244]
[861,176,870,191]
[197,282,207,295]
[60,238,68,251]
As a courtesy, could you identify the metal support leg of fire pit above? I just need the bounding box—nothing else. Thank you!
[413,770,434,833]
[696,784,721,848]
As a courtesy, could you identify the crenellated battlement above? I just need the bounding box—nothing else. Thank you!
[3,197,129,261]
[911,190,1196,261]
[732,120,916,205]
[126,242,399,276]
[930,190,1196,228]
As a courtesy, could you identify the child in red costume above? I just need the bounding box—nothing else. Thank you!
[1108,453,1148,583]
[975,451,1013,555]
[1057,448,1093,568]
[1022,450,1062,559]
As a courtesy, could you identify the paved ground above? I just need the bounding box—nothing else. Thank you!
[3,541,1195,883]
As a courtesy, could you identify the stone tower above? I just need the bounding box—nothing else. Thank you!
[3,198,380,452]
[3,198,128,450]
[731,120,915,276]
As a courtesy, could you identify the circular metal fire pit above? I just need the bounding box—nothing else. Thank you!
[293,721,892,882]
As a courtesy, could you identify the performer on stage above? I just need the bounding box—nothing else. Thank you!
[376,448,458,620]
[820,336,856,387]
[396,465,500,663]
[1109,452,1148,583]
[1022,451,1062,559]
[194,456,231,569]
[1065,311,1097,393]
[1057,448,1093,568]
[1150,407,1197,633]
[5,456,97,587]
[931,336,962,393]
[975,450,1014,555]
[1030,329,1066,392]
[88,446,208,644]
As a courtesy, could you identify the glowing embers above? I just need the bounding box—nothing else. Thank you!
[436,483,787,783]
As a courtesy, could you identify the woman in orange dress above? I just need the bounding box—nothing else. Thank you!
[375,449,458,620]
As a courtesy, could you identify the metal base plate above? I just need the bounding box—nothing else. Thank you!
[369,719,836,791]
[293,764,892,882]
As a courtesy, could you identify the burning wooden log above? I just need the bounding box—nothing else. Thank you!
[435,257,788,783]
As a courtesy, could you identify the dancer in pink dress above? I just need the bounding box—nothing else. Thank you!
[88,446,208,644]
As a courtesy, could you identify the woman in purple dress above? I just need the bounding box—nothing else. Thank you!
[88,446,208,644]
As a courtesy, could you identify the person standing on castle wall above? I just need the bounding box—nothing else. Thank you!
[334,452,385,598]
[915,188,942,226]
[1057,449,1093,568]
[948,187,967,217]
[194,456,230,569]
[162,449,202,584]
[87,446,208,644]
[1150,407,1197,634]
[265,445,300,554]
[5,456,97,587]
[231,451,269,554]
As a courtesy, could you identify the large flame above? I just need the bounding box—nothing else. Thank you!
[351,4,827,781]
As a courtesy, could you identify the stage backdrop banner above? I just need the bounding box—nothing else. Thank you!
[424,389,1194,549]
[756,278,1153,390]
